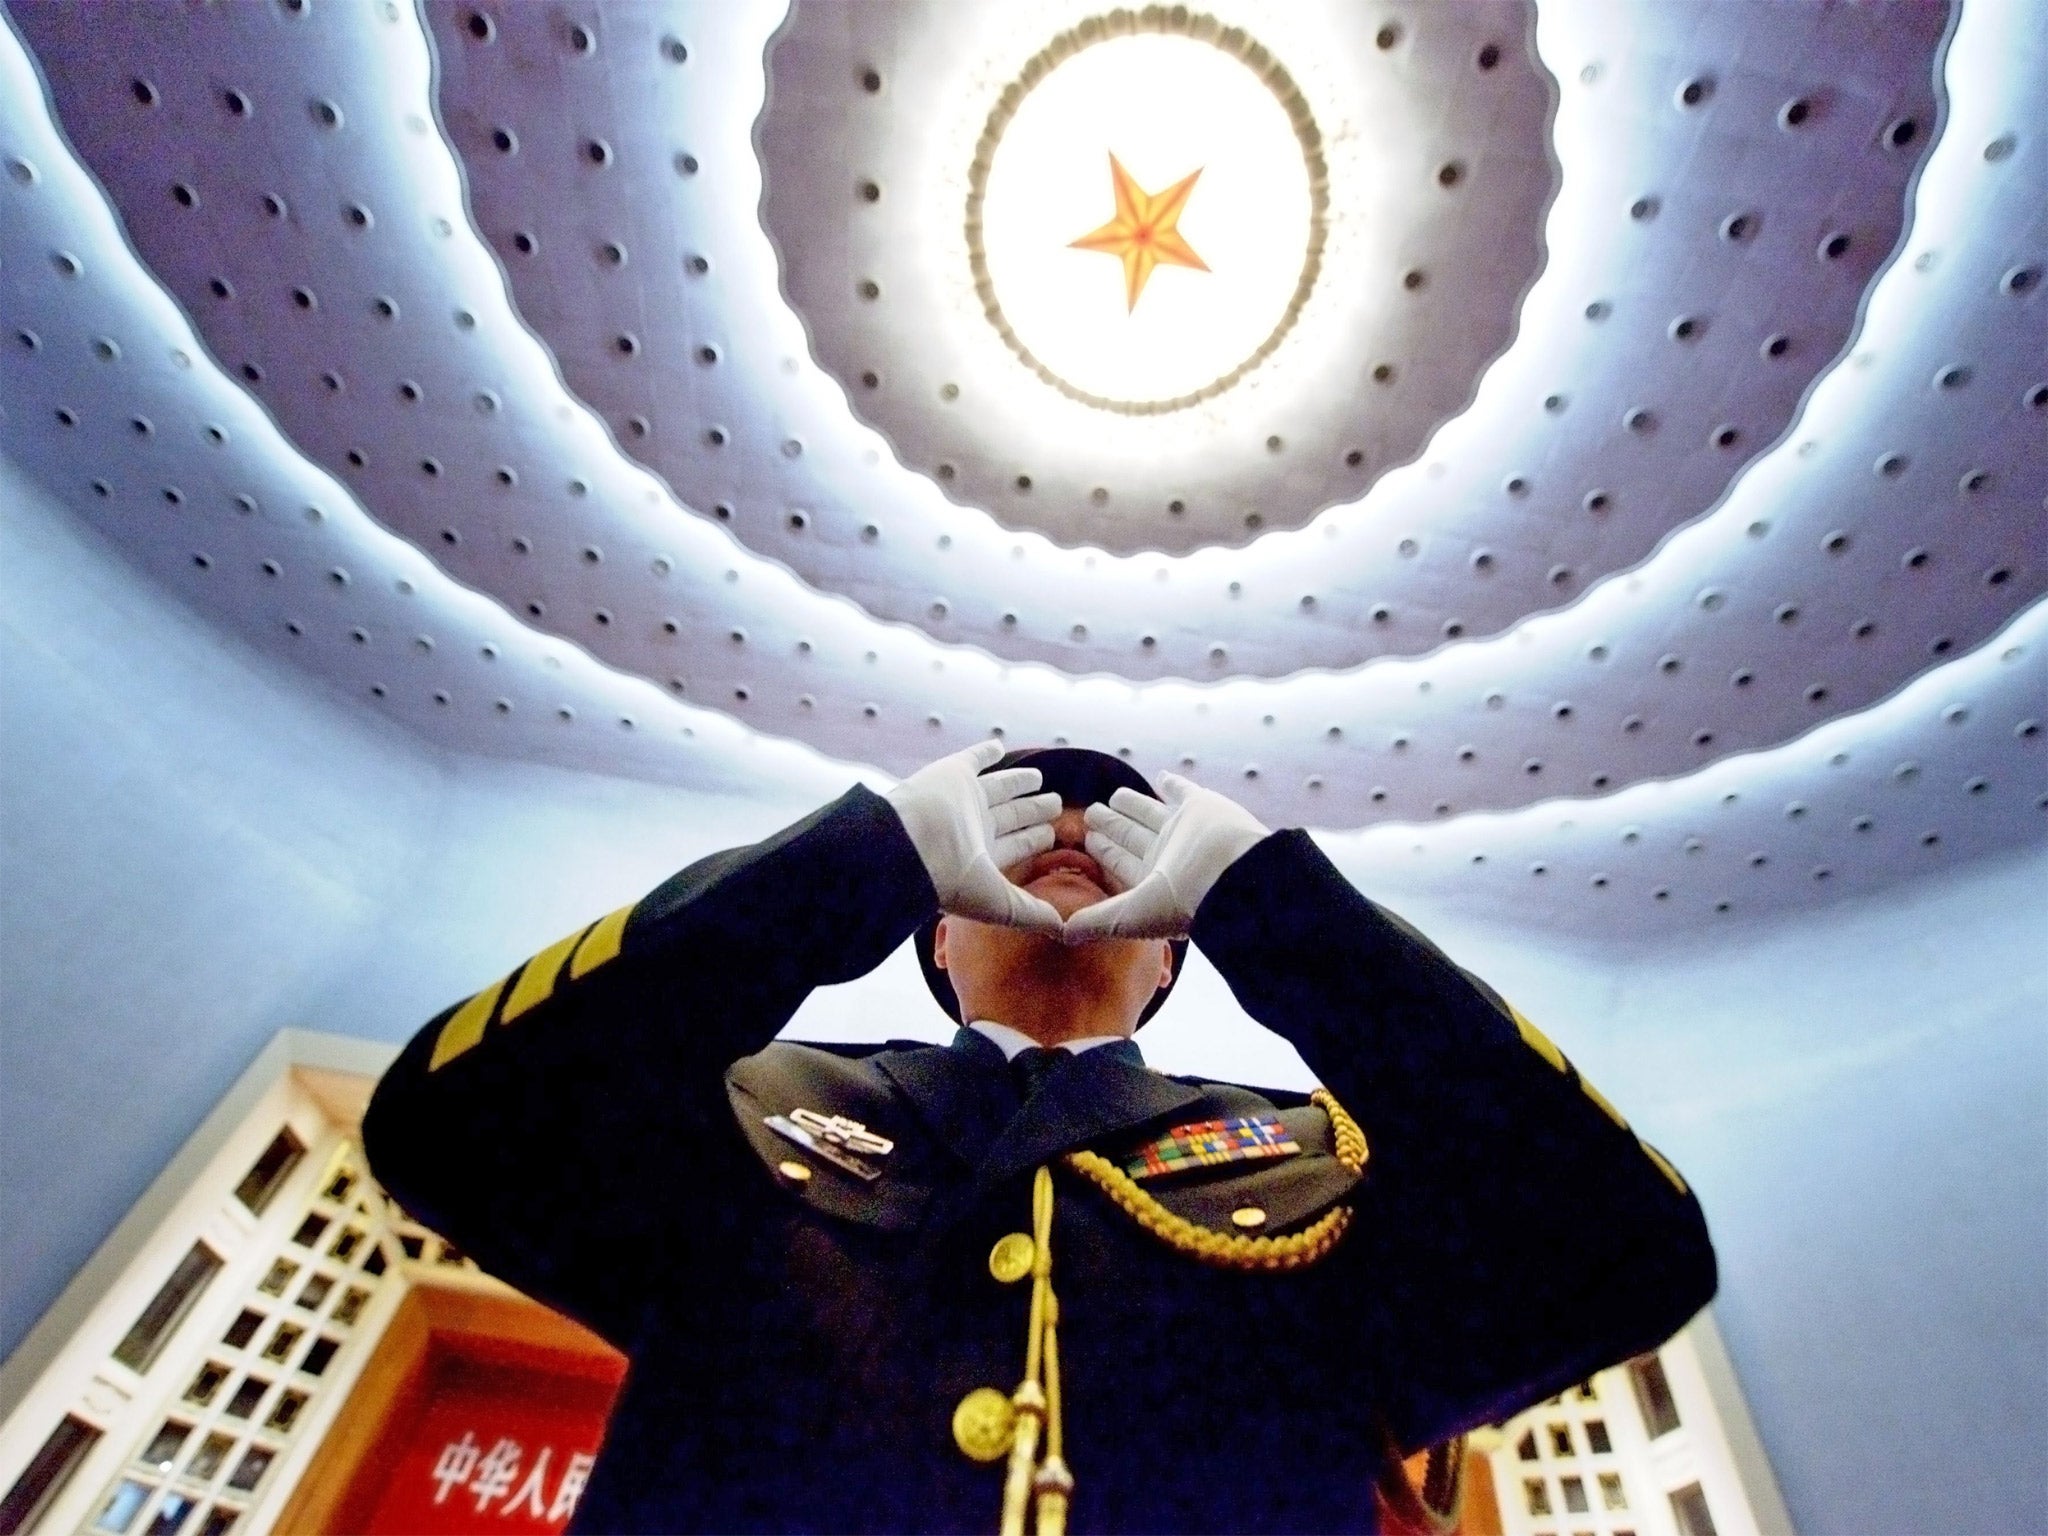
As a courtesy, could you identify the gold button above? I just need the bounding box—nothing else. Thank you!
[1231,1205,1267,1229]
[777,1159,813,1183]
[987,1232,1036,1284]
[952,1386,1016,1463]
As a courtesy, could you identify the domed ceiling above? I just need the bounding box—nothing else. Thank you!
[1,0,2041,941]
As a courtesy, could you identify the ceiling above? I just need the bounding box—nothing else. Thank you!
[1,0,2041,941]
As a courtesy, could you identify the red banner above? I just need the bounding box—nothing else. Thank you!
[363,1356,618,1535]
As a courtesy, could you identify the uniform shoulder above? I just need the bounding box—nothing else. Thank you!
[1158,1073,1316,1113]
[748,1037,936,1062]
[727,1037,938,1099]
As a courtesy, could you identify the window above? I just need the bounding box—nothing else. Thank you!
[290,1213,329,1248]
[1585,1418,1612,1454]
[223,1377,269,1420]
[220,1309,264,1350]
[1575,1379,1598,1401]
[299,1336,340,1376]
[1561,1474,1589,1513]
[295,1274,333,1311]
[195,1511,238,1536]
[333,1287,370,1326]
[261,1322,303,1363]
[1516,1429,1538,1461]
[94,1478,152,1533]
[1548,1423,1574,1457]
[1670,1482,1719,1536]
[181,1368,227,1417]
[1627,1353,1682,1438]
[184,1434,233,1483]
[1600,1472,1628,1509]
[232,1128,305,1215]
[266,1389,309,1433]
[255,1259,298,1298]
[112,1243,225,1372]
[0,1414,102,1535]
[144,1491,197,1536]
[182,1362,228,1407]
[137,1422,191,1471]
[225,1447,273,1494]
[1524,1479,1552,1516]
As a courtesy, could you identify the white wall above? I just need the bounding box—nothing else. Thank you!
[4,463,2043,1533]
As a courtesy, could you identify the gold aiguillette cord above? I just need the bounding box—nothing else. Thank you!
[998,1165,1072,1536]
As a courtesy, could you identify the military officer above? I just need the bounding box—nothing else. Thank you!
[362,741,1716,1535]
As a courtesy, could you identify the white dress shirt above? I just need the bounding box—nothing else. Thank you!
[968,1020,1129,1060]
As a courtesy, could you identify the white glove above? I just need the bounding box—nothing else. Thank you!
[1063,773,1271,942]
[884,739,1065,933]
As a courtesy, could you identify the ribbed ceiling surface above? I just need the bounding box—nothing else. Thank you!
[1,0,2041,941]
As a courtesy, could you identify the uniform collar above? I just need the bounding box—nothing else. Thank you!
[968,1019,1139,1062]
[871,1029,1185,1192]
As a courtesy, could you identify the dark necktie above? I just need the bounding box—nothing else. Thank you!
[1011,1046,1065,1100]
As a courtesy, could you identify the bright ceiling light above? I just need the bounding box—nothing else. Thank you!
[971,26,1322,413]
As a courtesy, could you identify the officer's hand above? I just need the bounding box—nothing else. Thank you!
[884,740,1066,933]
[1062,773,1270,942]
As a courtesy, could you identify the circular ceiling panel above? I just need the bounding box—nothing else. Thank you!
[760,0,1554,553]
[431,0,1941,681]
[970,21,1321,413]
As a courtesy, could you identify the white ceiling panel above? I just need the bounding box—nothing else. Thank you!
[2,0,2041,942]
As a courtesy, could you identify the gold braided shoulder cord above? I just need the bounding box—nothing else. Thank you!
[990,1094,1376,1533]
[1062,1088,1367,1273]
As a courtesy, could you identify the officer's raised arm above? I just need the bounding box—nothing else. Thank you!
[360,740,1058,1343]
[1075,773,1717,1453]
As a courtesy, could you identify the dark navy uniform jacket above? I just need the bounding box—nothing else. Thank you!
[362,786,1716,1534]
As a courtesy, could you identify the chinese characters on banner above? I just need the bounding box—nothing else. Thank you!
[431,1433,596,1525]
[364,1369,617,1535]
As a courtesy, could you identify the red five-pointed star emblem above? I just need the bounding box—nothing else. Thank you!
[1068,152,1211,312]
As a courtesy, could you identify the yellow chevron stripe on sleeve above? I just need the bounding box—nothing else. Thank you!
[568,900,633,979]
[1640,1140,1690,1196]
[427,974,510,1072]
[499,924,595,1026]
[1579,1076,1630,1130]
[1509,1007,1568,1074]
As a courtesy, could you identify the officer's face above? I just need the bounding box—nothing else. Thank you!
[933,802,1173,1033]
